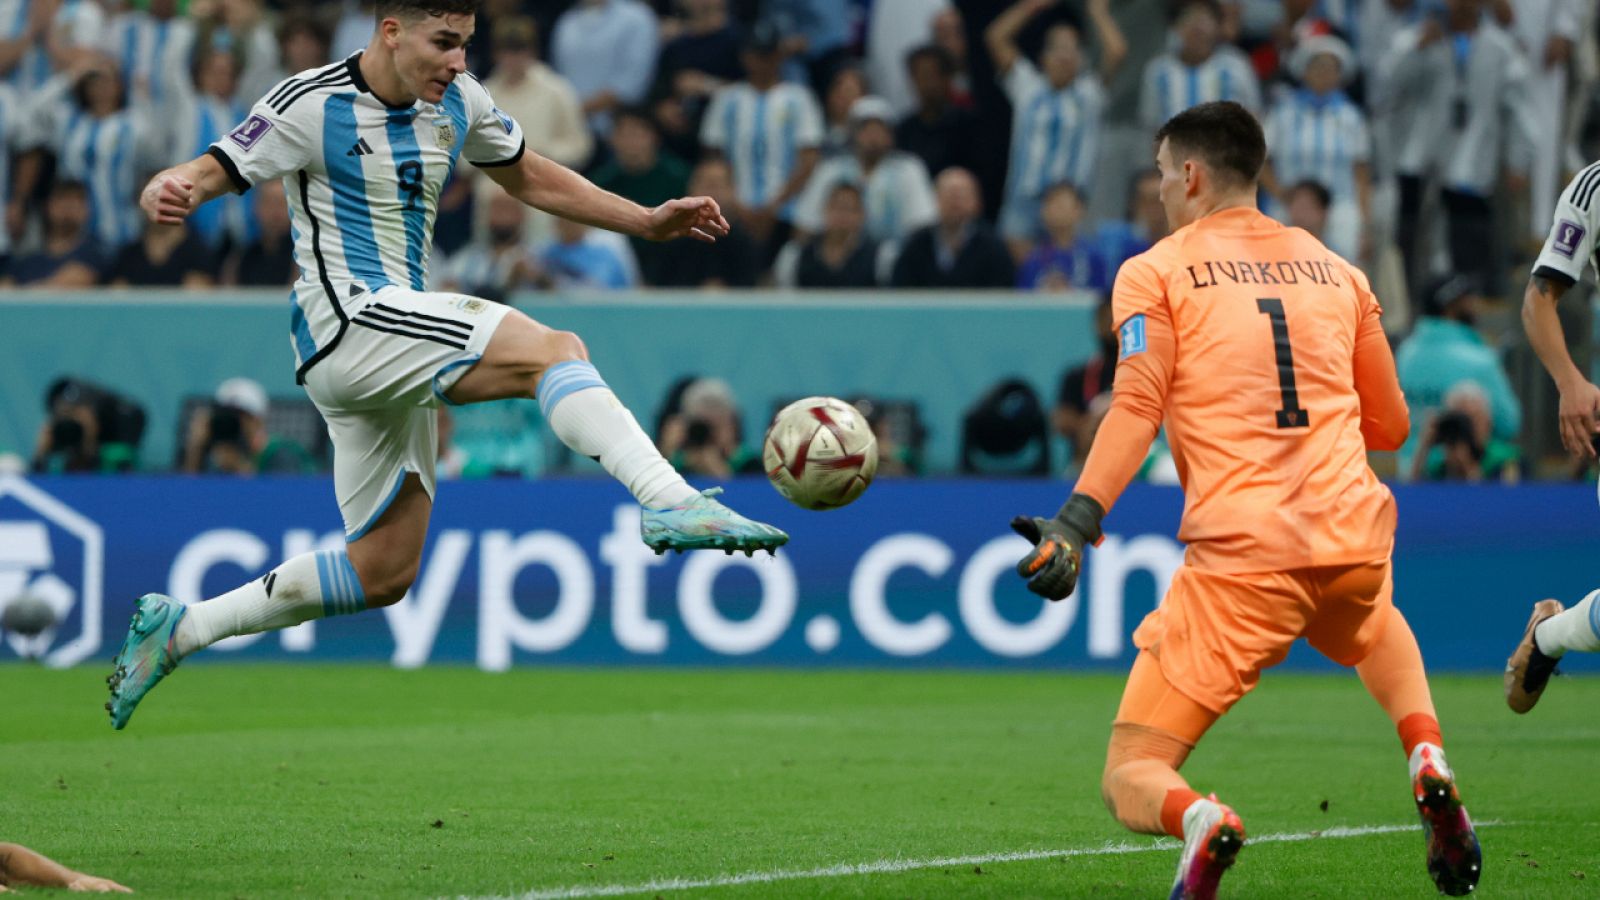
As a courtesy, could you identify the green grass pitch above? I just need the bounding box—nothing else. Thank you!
[3,664,1598,898]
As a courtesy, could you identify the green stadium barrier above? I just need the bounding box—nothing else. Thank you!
[0,289,1099,473]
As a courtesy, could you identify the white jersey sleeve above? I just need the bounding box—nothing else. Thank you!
[207,76,321,193]
[460,74,526,169]
[1532,162,1600,287]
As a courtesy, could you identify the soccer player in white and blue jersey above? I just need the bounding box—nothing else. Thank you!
[106,0,788,730]
[986,0,1125,252]
[1504,159,1600,714]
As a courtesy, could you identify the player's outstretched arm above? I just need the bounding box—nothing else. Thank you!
[0,843,132,893]
[139,154,235,226]
[483,150,729,244]
[1523,272,1600,458]
[1012,265,1174,601]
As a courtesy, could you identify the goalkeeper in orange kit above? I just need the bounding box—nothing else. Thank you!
[1010,102,1480,899]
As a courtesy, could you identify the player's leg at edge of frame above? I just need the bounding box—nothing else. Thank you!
[108,304,787,729]
[1505,588,1600,713]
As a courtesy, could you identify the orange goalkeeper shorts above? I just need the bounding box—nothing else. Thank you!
[1128,559,1394,715]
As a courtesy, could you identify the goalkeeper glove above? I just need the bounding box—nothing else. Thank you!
[1010,494,1105,601]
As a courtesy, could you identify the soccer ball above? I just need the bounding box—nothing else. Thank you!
[763,397,878,510]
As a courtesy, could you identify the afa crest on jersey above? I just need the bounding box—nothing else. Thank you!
[434,120,456,149]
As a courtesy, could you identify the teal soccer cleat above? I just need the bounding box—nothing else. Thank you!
[641,488,789,556]
[105,593,186,730]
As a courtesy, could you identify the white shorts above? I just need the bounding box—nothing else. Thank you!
[302,286,512,540]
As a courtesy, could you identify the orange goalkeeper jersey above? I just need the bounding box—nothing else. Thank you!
[1075,207,1409,573]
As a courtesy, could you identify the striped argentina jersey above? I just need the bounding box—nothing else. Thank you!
[0,0,52,91]
[699,81,823,215]
[1002,59,1104,203]
[1263,89,1369,204]
[207,53,526,382]
[1139,47,1261,131]
[1532,161,1600,288]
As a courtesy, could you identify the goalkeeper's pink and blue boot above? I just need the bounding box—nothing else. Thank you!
[105,593,186,730]
[1170,795,1245,900]
[641,488,788,556]
[1411,744,1481,896]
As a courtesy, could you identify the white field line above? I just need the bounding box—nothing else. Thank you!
[466,820,1505,900]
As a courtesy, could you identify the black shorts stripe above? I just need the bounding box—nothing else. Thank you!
[356,308,472,341]
[369,301,476,333]
[353,319,468,350]
[1573,162,1600,209]
[266,61,347,107]
[273,74,354,115]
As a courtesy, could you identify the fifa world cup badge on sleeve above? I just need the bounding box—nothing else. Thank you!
[1554,220,1585,258]
[1119,314,1147,360]
[227,115,274,152]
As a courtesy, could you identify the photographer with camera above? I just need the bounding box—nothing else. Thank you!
[30,378,146,474]
[1411,382,1521,483]
[1394,274,1522,478]
[657,377,760,479]
[181,378,314,476]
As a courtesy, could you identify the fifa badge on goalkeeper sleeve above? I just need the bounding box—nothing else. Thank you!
[1119,314,1147,360]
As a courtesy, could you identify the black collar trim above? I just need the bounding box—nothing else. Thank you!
[346,52,418,111]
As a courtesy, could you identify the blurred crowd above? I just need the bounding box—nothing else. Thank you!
[2,0,1590,297]
[7,0,1600,481]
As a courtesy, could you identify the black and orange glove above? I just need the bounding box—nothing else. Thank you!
[1010,494,1105,601]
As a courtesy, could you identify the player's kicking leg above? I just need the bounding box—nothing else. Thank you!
[1352,605,1480,896]
[445,309,787,555]
[1505,591,1600,713]
[1101,654,1242,900]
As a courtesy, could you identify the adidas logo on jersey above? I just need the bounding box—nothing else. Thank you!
[346,138,375,157]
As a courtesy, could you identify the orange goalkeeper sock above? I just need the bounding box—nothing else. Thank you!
[1397,713,1444,758]
[1161,787,1204,838]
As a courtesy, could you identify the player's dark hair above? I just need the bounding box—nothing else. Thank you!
[1154,101,1265,188]
[374,0,480,22]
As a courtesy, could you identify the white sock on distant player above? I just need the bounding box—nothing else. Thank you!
[536,360,697,508]
[172,550,366,658]
[1533,590,1600,658]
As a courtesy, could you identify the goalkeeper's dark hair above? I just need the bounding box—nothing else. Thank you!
[1153,100,1265,188]
[375,0,480,21]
